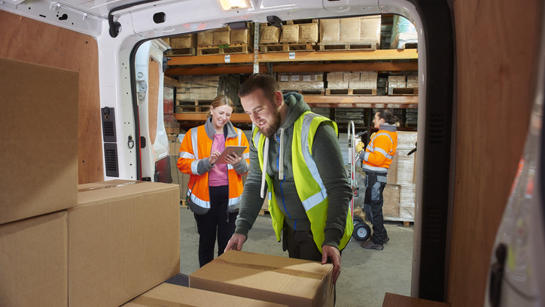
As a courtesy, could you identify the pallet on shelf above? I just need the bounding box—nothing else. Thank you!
[281,89,325,95]
[196,43,250,56]
[318,42,377,51]
[389,87,419,95]
[325,88,377,95]
[167,48,196,56]
[259,42,314,53]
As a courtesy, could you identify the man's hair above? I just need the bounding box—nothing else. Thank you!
[238,74,279,103]
[376,109,398,125]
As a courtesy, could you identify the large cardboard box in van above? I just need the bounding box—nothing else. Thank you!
[190,251,334,307]
[69,180,180,307]
[124,283,286,307]
[0,211,68,307]
[0,58,77,224]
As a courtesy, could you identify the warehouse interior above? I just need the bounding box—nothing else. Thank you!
[1,0,543,306]
[159,14,420,307]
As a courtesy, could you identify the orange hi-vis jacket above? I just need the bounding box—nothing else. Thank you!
[361,124,398,173]
[177,119,250,210]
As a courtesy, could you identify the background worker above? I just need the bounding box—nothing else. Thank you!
[225,74,353,284]
[359,110,398,251]
[178,96,250,267]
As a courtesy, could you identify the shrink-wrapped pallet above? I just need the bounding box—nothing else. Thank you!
[260,25,280,44]
[280,24,299,43]
[299,23,318,43]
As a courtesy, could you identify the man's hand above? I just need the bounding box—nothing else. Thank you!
[322,245,341,284]
[224,233,247,252]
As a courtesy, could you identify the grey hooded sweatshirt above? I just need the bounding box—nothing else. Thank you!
[235,93,352,248]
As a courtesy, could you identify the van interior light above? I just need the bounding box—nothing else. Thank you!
[219,0,251,10]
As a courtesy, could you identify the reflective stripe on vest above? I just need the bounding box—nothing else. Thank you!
[187,189,210,208]
[179,151,195,159]
[369,132,394,155]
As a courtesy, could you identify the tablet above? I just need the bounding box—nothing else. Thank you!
[216,146,247,164]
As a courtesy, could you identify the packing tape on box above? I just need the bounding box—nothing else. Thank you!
[214,258,327,280]
[78,181,143,192]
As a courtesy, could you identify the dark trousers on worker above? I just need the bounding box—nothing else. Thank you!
[194,185,237,267]
[363,171,389,244]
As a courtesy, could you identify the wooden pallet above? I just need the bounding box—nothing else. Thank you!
[196,44,249,55]
[285,19,319,25]
[167,47,196,56]
[319,42,377,51]
[325,88,377,96]
[281,89,325,95]
[259,43,315,53]
[388,87,419,95]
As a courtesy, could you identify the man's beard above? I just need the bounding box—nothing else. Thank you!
[259,110,282,137]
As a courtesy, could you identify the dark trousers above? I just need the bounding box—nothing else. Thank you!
[194,185,237,267]
[363,171,389,244]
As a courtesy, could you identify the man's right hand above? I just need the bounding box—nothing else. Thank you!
[224,233,247,252]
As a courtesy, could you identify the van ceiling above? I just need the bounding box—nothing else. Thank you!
[57,0,174,18]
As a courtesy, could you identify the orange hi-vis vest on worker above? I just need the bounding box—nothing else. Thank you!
[362,124,398,173]
[177,120,250,210]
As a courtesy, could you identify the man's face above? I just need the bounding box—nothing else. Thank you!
[241,89,282,137]
[373,112,384,129]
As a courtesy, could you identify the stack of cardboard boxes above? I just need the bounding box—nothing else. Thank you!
[0,58,183,306]
[2,58,334,306]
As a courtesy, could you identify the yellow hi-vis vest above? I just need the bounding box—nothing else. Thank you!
[252,111,354,253]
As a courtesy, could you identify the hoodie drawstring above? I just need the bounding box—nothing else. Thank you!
[260,137,269,199]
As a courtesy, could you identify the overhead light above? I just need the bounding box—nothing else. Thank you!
[219,0,251,10]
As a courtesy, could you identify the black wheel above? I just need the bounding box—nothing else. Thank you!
[353,222,371,241]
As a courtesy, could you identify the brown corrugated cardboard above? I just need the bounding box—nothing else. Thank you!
[280,24,299,43]
[69,181,180,307]
[383,184,401,217]
[170,34,195,49]
[197,31,214,46]
[231,28,250,44]
[260,25,280,44]
[0,211,67,307]
[124,283,286,307]
[0,58,77,224]
[190,250,334,307]
[320,19,340,43]
[213,28,230,45]
[299,23,318,43]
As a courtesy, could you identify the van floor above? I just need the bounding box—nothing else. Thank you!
[179,207,413,307]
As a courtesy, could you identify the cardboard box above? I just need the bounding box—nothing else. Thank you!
[383,184,401,217]
[326,72,348,89]
[231,28,250,44]
[124,283,286,307]
[260,25,280,44]
[360,15,381,46]
[340,17,361,42]
[190,250,334,307]
[213,28,231,45]
[0,211,67,307]
[299,23,318,43]
[69,181,180,307]
[280,24,299,43]
[170,34,195,49]
[0,58,77,225]
[320,19,340,43]
[407,74,418,88]
[197,30,214,46]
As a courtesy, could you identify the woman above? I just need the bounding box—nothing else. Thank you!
[177,96,250,267]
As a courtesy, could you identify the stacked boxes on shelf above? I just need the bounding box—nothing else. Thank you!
[1,58,181,306]
[319,15,381,50]
[197,25,251,55]
[326,71,378,94]
[388,74,418,95]
[277,72,324,93]
[260,20,318,52]
[175,75,220,112]
[169,33,196,56]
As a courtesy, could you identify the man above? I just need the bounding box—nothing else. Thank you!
[225,74,353,283]
[359,110,398,250]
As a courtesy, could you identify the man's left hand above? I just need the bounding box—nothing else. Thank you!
[322,245,341,284]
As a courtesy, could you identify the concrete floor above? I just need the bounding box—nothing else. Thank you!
[179,207,413,307]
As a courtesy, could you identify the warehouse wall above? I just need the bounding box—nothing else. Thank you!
[448,0,543,306]
[0,11,103,184]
